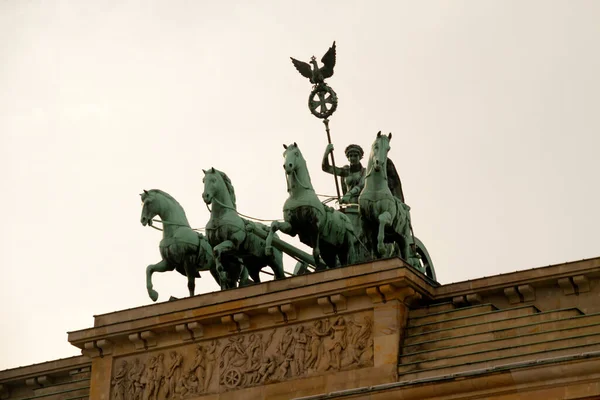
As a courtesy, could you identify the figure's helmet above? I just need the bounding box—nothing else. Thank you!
[345,144,364,159]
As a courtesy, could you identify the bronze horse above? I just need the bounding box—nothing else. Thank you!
[202,168,286,287]
[267,143,356,269]
[358,133,418,265]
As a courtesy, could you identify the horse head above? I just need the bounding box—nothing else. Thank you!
[202,168,237,208]
[370,131,392,173]
[141,189,188,228]
[140,189,158,226]
[282,142,301,175]
[202,167,219,205]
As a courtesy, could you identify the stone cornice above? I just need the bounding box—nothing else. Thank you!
[67,257,600,351]
[0,356,89,383]
[434,257,600,300]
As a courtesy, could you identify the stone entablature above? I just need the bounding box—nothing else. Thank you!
[68,258,426,399]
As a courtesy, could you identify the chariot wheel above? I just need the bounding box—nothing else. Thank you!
[223,367,243,389]
[414,237,437,281]
[308,84,338,119]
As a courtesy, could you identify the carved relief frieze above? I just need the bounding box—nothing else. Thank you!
[218,312,373,391]
[110,312,373,398]
[110,341,219,400]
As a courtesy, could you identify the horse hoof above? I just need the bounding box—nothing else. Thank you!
[149,289,159,302]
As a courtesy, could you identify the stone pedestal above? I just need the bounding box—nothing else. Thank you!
[68,258,433,400]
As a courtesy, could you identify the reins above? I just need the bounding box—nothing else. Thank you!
[147,219,205,232]
[292,169,313,191]
[147,195,339,232]
[206,197,284,223]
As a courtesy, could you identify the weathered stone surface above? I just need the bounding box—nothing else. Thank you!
[407,304,496,327]
[106,312,373,398]
[0,356,90,400]
[404,308,582,346]
[65,259,423,400]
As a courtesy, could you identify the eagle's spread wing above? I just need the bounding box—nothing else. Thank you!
[320,41,336,79]
[290,57,313,80]
[386,158,405,203]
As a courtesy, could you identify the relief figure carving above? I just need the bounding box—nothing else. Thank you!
[292,326,307,375]
[112,361,128,400]
[112,348,216,400]
[154,353,166,400]
[175,371,199,398]
[257,356,276,384]
[326,316,347,371]
[142,356,157,400]
[188,345,206,392]
[128,358,144,400]
[165,351,182,398]
[215,313,373,391]
[305,320,330,371]
[348,316,373,365]
[203,340,217,390]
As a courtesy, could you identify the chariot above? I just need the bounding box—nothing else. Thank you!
[221,364,245,389]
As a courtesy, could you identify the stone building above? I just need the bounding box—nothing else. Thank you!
[2,256,600,400]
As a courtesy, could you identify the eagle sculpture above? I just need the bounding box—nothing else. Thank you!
[290,41,336,84]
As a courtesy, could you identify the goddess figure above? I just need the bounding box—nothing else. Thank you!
[322,143,366,204]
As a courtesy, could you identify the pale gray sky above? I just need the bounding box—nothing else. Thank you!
[1,1,599,370]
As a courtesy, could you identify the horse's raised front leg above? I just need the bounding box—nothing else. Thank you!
[377,211,393,258]
[266,221,295,255]
[146,259,174,302]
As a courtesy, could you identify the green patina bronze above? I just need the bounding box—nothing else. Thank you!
[139,41,438,298]
[266,143,356,270]
[290,42,338,119]
[290,41,336,86]
[322,143,366,205]
[358,132,427,271]
[202,168,286,288]
[140,189,248,301]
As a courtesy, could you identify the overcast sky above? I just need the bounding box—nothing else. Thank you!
[1,1,599,371]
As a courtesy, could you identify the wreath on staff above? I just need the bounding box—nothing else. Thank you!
[308,83,338,119]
